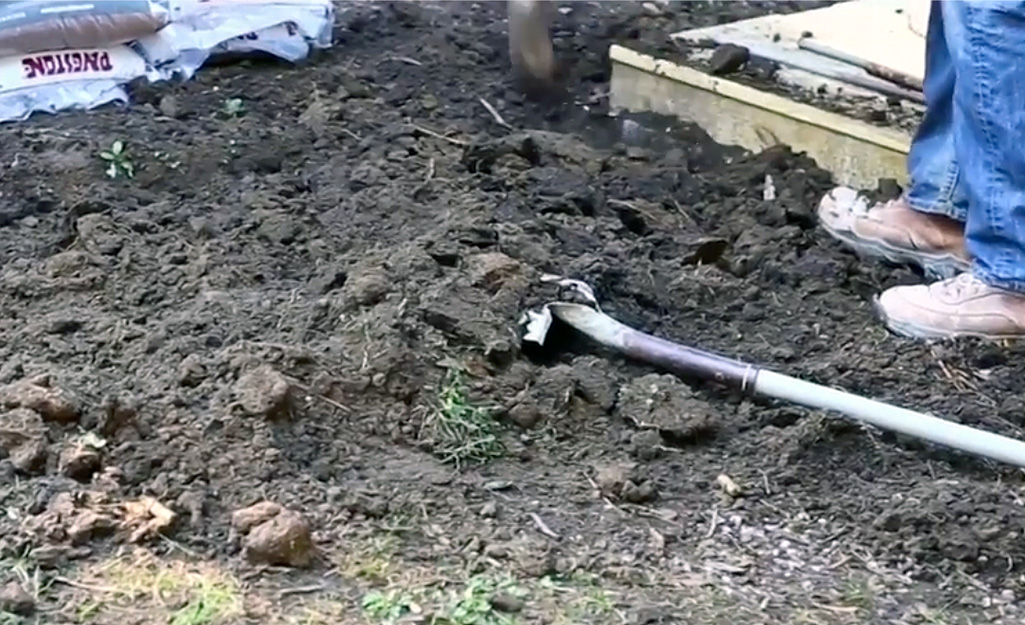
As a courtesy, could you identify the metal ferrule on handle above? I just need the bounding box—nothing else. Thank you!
[550,303,760,392]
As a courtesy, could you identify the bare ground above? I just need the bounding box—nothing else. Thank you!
[1,2,1024,624]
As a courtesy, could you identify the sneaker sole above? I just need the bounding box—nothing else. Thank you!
[821,217,968,281]
[872,295,1024,341]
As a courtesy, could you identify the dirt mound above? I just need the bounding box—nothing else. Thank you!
[1,2,1023,623]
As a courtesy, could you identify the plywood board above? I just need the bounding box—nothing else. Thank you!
[674,0,926,84]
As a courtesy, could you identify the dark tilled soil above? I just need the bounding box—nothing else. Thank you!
[2,2,1024,623]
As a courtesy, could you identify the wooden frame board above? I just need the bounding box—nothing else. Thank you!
[607,44,912,190]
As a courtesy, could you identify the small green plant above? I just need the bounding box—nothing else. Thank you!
[442,576,523,625]
[75,599,103,621]
[542,572,614,621]
[421,369,504,467]
[839,577,875,612]
[99,140,134,179]
[222,98,245,117]
[170,584,237,625]
[362,589,417,623]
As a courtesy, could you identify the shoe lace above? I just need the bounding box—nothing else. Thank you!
[848,193,871,217]
[849,193,907,220]
[943,273,985,298]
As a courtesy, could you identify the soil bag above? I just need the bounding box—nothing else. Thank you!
[0,0,334,122]
[0,0,169,56]
[0,44,153,121]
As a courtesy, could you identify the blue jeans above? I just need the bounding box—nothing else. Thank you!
[907,1,1025,292]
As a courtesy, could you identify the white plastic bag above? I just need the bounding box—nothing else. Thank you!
[134,0,334,79]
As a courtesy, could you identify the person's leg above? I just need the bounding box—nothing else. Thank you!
[952,3,1025,291]
[817,1,969,279]
[905,0,969,220]
[876,1,1025,339]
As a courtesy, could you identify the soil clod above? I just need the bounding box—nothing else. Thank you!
[616,374,718,446]
[235,366,292,419]
[1,408,47,474]
[59,443,103,482]
[709,43,750,75]
[235,502,315,568]
[0,581,35,616]
[506,401,543,430]
[232,501,284,533]
[490,592,526,613]
[595,462,658,503]
[1,375,80,424]
[177,354,207,388]
[98,394,139,436]
[9,439,48,475]
[343,266,391,307]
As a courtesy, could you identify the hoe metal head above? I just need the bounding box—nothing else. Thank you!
[507,0,561,98]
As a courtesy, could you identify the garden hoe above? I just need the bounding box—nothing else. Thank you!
[521,275,1025,469]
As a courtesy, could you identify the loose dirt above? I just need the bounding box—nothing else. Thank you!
[1,2,1023,624]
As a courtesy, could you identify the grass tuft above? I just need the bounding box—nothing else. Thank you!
[421,369,504,468]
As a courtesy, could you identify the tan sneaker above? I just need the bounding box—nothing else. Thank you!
[875,273,1025,339]
[818,186,969,279]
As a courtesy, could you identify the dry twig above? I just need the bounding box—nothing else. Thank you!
[285,376,351,414]
[411,124,468,146]
[478,97,511,129]
[390,55,423,66]
[527,512,560,539]
[706,507,720,538]
[279,584,325,597]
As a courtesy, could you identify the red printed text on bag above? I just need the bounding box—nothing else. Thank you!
[22,51,113,80]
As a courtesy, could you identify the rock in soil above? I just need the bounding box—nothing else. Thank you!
[0,581,35,616]
[122,496,178,543]
[177,354,207,388]
[244,510,315,568]
[467,252,523,292]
